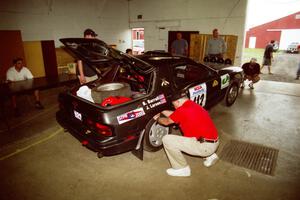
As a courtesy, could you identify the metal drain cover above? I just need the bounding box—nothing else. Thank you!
[219,140,279,175]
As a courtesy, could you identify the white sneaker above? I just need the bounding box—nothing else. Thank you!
[248,83,254,89]
[203,153,219,167]
[166,166,191,177]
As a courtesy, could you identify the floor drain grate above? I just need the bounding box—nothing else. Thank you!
[219,140,279,175]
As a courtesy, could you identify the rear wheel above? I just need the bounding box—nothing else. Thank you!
[225,82,239,106]
[143,118,171,152]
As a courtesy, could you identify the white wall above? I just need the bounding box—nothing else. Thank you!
[0,0,131,51]
[128,0,248,65]
[0,0,247,64]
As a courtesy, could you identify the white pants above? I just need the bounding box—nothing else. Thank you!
[162,134,219,169]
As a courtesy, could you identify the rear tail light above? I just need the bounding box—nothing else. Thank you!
[84,117,112,137]
[95,122,112,136]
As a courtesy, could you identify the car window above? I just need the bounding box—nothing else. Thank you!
[113,62,153,95]
[173,63,211,88]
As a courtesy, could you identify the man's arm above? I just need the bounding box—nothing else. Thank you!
[6,69,14,82]
[184,40,188,56]
[153,110,175,126]
[77,60,86,84]
[221,39,227,56]
[24,67,34,79]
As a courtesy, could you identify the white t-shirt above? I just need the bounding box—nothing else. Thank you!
[6,66,34,81]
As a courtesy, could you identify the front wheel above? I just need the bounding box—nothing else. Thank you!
[143,118,171,152]
[225,82,239,106]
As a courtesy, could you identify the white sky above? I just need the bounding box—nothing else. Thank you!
[246,0,300,30]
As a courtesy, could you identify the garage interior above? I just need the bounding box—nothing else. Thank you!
[0,0,299,200]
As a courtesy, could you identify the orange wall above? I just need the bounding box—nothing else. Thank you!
[0,30,26,81]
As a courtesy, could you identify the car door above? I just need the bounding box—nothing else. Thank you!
[171,61,221,108]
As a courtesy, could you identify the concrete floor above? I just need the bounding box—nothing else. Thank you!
[0,81,299,200]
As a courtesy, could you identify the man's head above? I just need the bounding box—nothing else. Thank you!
[270,40,275,44]
[250,57,257,63]
[212,28,219,38]
[13,58,23,71]
[171,92,188,109]
[126,48,133,55]
[176,32,182,40]
[84,28,97,38]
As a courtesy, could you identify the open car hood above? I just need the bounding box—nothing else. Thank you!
[60,38,154,75]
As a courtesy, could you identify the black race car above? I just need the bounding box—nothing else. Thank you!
[56,38,243,160]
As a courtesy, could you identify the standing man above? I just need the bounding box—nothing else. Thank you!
[171,32,188,56]
[241,58,261,89]
[261,40,275,74]
[6,58,44,116]
[206,28,227,59]
[153,93,219,177]
[77,28,99,84]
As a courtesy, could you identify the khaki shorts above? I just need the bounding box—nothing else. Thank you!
[244,74,260,83]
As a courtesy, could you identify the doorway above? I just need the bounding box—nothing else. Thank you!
[132,28,144,55]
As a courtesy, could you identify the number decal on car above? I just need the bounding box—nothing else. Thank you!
[221,74,230,89]
[188,83,207,107]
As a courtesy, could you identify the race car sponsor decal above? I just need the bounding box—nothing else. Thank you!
[117,107,145,124]
[221,74,230,89]
[188,83,207,107]
[212,80,219,87]
[142,94,167,110]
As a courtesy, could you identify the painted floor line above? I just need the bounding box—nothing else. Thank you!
[0,127,63,161]
[0,104,58,133]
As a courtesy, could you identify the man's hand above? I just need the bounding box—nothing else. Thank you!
[153,113,161,120]
[79,75,86,85]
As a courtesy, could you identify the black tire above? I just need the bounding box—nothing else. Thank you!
[209,57,217,63]
[217,57,224,64]
[225,82,239,106]
[91,82,131,104]
[224,58,232,65]
[143,118,171,152]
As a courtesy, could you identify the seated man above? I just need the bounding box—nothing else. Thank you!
[241,58,260,89]
[6,58,44,117]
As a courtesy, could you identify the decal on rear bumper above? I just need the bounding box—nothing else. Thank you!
[117,107,146,124]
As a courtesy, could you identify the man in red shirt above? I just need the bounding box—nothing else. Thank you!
[153,93,219,177]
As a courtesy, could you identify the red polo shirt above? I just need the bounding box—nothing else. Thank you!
[169,100,218,140]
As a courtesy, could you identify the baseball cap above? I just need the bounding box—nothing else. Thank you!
[84,28,98,37]
[171,92,187,101]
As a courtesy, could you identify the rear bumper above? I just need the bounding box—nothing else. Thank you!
[56,110,138,156]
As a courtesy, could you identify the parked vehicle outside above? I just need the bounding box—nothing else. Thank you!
[287,42,300,53]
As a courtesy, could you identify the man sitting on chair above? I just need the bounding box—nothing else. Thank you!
[6,58,44,117]
[241,58,260,89]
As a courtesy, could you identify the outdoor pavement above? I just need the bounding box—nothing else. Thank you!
[246,51,300,84]
[0,79,299,200]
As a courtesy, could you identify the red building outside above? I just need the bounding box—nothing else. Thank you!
[245,11,300,50]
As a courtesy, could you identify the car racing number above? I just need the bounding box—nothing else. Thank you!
[188,83,207,107]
